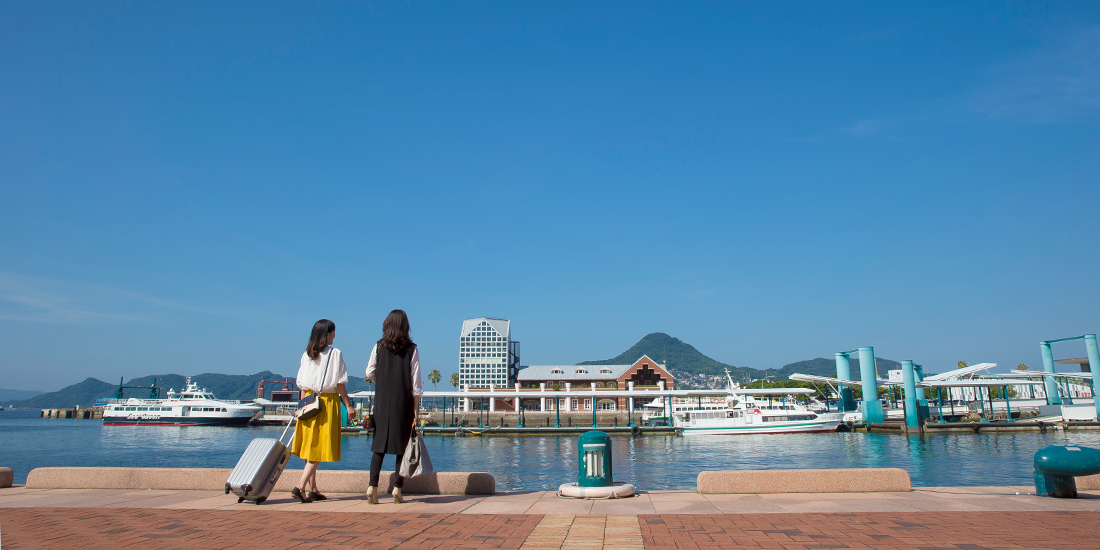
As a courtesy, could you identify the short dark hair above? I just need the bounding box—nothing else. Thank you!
[379,310,414,355]
[306,319,335,360]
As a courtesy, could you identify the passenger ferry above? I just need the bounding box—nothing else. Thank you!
[651,370,842,435]
[101,378,260,426]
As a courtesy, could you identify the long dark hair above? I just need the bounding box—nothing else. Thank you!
[379,309,414,355]
[306,319,335,360]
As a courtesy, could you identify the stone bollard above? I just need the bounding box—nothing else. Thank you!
[0,467,14,488]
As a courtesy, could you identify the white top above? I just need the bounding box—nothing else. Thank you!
[365,344,423,396]
[297,346,349,393]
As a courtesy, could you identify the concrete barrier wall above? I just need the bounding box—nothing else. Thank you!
[697,468,911,494]
[25,467,494,495]
[1077,473,1100,490]
[0,467,12,488]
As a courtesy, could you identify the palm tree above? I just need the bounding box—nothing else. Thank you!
[450,372,460,390]
[428,369,441,391]
[1015,363,1029,371]
[956,361,969,370]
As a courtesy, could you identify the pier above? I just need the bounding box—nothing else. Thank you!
[40,407,102,419]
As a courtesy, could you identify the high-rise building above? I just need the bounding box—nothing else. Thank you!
[459,317,520,388]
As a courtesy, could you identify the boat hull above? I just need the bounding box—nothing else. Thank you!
[680,421,842,435]
[103,416,253,427]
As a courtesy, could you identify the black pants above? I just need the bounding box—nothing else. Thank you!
[369,452,404,488]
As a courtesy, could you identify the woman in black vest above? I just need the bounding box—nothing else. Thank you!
[365,309,423,504]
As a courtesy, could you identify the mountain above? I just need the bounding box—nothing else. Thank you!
[4,378,117,409]
[4,370,375,409]
[579,333,899,383]
[773,357,899,380]
[0,388,45,402]
[579,333,758,379]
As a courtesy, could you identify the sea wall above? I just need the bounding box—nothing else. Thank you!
[25,467,494,495]
[697,468,912,493]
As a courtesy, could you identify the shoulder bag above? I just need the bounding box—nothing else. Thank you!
[295,349,334,421]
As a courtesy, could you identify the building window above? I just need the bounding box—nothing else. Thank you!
[600,368,612,374]
[575,368,587,374]
[550,368,563,374]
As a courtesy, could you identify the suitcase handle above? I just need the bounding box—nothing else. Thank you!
[279,416,296,445]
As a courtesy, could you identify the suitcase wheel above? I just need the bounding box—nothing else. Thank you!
[255,497,266,504]
[238,497,244,503]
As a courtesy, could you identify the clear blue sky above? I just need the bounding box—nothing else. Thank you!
[2,2,1099,391]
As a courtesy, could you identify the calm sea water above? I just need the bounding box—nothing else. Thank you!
[5,409,1100,489]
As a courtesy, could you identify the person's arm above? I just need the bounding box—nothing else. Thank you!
[365,344,378,382]
[410,348,423,430]
[337,383,353,415]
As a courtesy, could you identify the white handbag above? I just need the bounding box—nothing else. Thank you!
[399,430,434,477]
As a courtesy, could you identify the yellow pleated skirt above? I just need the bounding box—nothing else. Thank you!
[291,392,341,462]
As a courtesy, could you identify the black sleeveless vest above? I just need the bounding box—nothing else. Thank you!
[371,342,415,455]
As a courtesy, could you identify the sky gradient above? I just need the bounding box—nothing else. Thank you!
[2,2,1099,391]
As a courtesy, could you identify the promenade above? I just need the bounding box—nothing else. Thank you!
[5,485,1100,549]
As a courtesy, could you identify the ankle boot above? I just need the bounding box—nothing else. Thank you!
[366,486,378,505]
[392,487,403,504]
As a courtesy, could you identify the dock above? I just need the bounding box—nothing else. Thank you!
[332,425,678,436]
[40,408,102,419]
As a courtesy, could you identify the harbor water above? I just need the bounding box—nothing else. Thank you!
[5,409,1100,489]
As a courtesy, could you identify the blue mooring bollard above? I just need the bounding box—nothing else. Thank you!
[1034,445,1100,498]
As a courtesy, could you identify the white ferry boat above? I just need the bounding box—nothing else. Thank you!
[101,378,260,426]
[652,370,842,435]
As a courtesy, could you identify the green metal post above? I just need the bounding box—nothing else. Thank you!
[835,353,856,412]
[555,395,561,428]
[978,388,987,422]
[901,361,919,429]
[936,387,946,424]
[1086,335,1100,420]
[1041,341,1061,405]
[857,347,885,423]
[592,394,597,428]
[1003,385,1013,422]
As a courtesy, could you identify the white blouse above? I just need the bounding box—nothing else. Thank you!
[297,346,349,394]
[365,344,424,396]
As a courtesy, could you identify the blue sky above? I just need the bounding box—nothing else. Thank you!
[2,2,1099,391]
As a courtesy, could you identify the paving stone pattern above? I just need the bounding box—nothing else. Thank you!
[6,508,1100,549]
[639,512,1100,549]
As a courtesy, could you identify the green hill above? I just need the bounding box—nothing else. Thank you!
[0,388,45,402]
[4,370,374,409]
[578,332,757,378]
[774,357,899,380]
[579,333,899,381]
[4,378,117,409]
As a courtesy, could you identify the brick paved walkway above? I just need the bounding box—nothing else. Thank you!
[6,508,1100,549]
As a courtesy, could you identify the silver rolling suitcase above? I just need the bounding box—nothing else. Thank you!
[225,419,295,504]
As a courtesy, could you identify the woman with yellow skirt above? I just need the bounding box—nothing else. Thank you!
[291,319,353,503]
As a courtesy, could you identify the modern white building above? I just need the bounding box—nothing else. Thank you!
[459,317,520,388]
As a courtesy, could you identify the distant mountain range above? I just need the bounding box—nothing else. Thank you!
[579,332,898,381]
[8,332,901,409]
[0,388,45,402]
[2,371,373,409]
